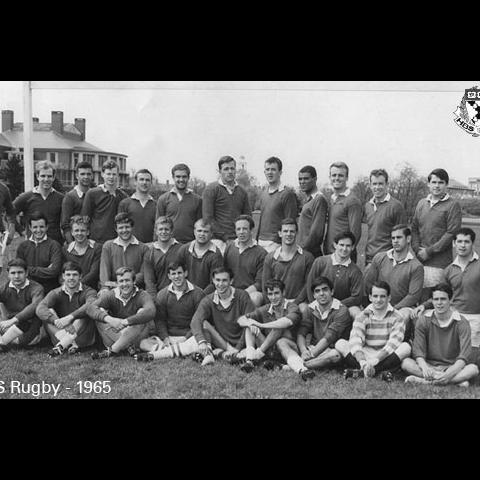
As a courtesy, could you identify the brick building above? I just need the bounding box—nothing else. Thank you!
[0,110,128,189]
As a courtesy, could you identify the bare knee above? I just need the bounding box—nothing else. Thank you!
[335,339,350,357]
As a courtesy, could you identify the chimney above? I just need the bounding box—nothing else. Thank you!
[74,118,86,140]
[51,111,64,135]
[2,110,14,132]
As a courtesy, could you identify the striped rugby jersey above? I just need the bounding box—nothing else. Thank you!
[349,304,405,356]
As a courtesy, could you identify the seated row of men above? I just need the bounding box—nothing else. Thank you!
[1,255,478,387]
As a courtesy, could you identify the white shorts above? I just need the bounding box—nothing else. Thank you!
[460,313,480,348]
[142,335,187,352]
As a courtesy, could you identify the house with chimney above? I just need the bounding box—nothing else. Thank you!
[0,110,128,189]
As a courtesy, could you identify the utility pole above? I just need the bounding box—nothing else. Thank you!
[23,81,34,191]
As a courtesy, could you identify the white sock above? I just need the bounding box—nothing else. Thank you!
[286,355,305,374]
[245,346,255,361]
[58,332,77,349]
[1,325,24,345]
[55,330,67,341]
[176,337,199,356]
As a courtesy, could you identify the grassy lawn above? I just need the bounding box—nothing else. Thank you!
[2,223,480,399]
[1,346,479,399]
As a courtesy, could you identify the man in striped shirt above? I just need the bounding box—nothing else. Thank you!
[336,281,411,380]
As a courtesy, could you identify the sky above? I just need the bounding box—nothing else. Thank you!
[0,81,479,188]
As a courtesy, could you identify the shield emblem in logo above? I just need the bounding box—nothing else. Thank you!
[453,86,480,136]
[466,98,480,125]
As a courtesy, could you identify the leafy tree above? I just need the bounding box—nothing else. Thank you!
[389,163,428,223]
[0,154,24,199]
[190,176,206,196]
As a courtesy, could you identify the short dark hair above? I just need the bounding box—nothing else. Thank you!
[62,261,82,275]
[265,156,282,171]
[171,163,191,177]
[265,278,285,292]
[70,215,90,228]
[135,169,153,180]
[428,168,449,184]
[211,266,233,280]
[299,165,317,178]
[280,217,298,231]
[218,156,236,170]
[370,281,391,296]
[370,169,389,183]
[115,266,135,280]
[102,159,119,172]
[167,261,187,274]
[329,162,349,177]
[391,224,411,237]
[333,231,356,245]
[7,258,27,272]
[455,227,476,243]
[114,212,134,227]
[76,161,93,172]
[29,211,48,226]
[431,283,453,300]
[235,214,255,230]
[311,276,334,293]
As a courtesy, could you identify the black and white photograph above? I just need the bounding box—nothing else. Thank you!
[0,80,479,399]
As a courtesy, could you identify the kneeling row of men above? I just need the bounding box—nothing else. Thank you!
[1,257,478,386]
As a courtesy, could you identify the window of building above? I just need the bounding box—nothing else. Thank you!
[99,155,107,169]
[50,152,56,163]
[83,153,94,164]
[34,151,47,161]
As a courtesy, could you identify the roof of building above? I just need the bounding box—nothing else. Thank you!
[448,178,475,191]
[0,123,126,157]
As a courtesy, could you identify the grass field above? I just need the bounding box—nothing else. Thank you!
[2,223,480,399]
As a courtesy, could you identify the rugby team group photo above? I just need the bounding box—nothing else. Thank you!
[1,152,479,392]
